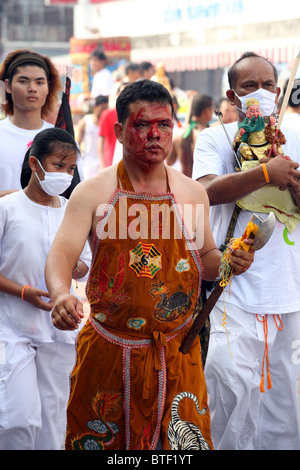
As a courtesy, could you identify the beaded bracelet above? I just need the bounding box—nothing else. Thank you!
[21,284,31,301]
[261,163,270,184]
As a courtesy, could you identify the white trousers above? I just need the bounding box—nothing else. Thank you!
[205,302,300,450]
[0,334,76,450]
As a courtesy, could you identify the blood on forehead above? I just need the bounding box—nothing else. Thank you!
[127,102,173,125]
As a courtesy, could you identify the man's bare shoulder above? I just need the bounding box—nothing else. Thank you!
[70,165,118,208]
[167,166,209,204]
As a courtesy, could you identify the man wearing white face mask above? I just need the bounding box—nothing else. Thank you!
[233,86,277,117]
[193,51,300,450]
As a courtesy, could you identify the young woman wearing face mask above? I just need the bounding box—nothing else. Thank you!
[0,127,91,450]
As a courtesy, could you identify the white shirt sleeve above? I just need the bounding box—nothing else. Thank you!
[192,122,238,181]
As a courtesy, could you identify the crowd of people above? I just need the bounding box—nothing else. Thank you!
[0,46,299,451]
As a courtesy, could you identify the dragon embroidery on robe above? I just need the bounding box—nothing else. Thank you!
[88,250,129,324]
[71,391,122,450]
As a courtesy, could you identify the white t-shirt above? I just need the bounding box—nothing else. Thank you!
[81,114,100,179]
[192,121,300,315]
[91,68,114,98]
[0,117,53,192]
[0,117,85,191]
[0,190,91,343]
[281,112,300,130]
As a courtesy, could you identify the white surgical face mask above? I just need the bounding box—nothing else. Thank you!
[35,159,73,196]
[233,88,277,117]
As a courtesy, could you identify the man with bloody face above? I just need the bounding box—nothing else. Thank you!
[45,79,254,450]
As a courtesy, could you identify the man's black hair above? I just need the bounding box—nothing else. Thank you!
[125,62,140,74]
[90,50,107,61]
[116,79,175,124]
[95,95,109,106]
[139,61,153,72]
[228,51,278,90]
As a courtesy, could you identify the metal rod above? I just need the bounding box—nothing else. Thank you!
[215,109,242,170]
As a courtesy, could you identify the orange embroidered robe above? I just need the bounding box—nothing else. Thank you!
[66,161,213,450]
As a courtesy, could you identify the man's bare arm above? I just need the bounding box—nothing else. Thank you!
[198,154,300,206]
[45,182,94,330]
[193,180,254,279]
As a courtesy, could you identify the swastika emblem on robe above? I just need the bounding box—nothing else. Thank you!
[129,242,163,278]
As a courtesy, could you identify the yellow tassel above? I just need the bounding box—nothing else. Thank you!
[218,221,257,359]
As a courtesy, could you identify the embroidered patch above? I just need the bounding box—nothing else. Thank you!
[167,392,209,450]
[153,288,194,322]
[137,420,152,450]
[175,258,190,272]
[129,242,162,278]
[149,281,194,322]
[88,251,130,325]
[94,312,106,323]
[127,317,147,330]
[149,280,169,299]
[70,391,122,450]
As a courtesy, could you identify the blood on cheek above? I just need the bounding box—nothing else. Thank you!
[127,129,146,155]
[125,113,172,155]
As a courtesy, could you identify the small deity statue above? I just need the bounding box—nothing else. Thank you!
[151,62,171,91]
[233,98,286,162]
[233,98,300,233]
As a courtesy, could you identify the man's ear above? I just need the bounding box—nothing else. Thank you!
[275,86,281,104]
[226,89,235,105]
[114,122,123,143]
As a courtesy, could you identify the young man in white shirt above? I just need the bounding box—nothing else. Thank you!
[89,50,114,99]
[0,48,62,198]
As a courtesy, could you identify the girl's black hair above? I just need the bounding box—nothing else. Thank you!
[20,127,79,189]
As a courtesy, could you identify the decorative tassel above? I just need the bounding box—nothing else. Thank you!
[217,221,257,358]
[267,371,272,390]
[260,376,265,393]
